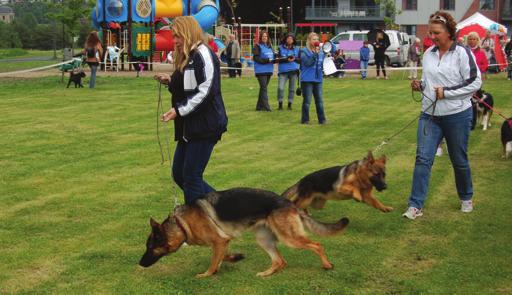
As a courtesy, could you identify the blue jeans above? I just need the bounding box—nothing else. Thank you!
[277,71,297,103]
[172,140,216,204]
[408,108,473,209]
[360,60,368,79]
[301,82,326,123]
[89,64,98,88]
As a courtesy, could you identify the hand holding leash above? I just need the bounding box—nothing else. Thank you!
[434,87,445,100]
[411,79,422,91]
[154,73,171,85]
[162,108,177,122]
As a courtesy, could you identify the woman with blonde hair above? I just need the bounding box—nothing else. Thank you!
[466,31,488,79]
[154,16,228,204]
[299,32,326,124]
[83,31,103,88]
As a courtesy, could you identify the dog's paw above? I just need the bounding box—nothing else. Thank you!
[196,271,215,278]
[322,262,334,270]
[382,206,394,212]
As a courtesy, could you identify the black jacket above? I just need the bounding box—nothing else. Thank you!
[168,44,228,142]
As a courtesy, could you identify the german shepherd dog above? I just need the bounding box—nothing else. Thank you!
[472,89,494,131]
[501,118,512,159]
[67,70,86,88]
[282,151,392,213]
[139,188,349,277]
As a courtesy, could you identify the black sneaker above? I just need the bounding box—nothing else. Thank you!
[287,102,292,110]
[278,102,283,110]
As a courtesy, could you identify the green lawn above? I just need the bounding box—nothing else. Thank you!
[0,49,64,73]
[1,74,511,294]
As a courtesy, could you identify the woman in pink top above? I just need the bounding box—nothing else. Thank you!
[466,32,488,79]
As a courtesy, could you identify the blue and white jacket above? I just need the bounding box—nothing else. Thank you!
[421,42,482,116]
[170,43,228,142]
[360,46,370,62]
[277,45,300,74]
[253,43,275,75]
[300,47,324,83]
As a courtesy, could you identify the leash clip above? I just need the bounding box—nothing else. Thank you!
[374,140,388,153]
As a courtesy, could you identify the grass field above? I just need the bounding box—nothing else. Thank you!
[0,49,64,73]
[1,73,511,294]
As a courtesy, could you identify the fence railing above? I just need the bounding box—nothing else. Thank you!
[305,6,385,20]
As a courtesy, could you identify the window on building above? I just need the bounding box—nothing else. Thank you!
[403,25,417,37]
[440,0,456,10]
[480,0,494,10]
[403,0,418,10]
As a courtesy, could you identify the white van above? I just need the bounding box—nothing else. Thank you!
[330,30,410,66]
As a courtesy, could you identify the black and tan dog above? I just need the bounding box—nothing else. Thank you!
[282,151,392,213]
[139,188,349,277]
[67,70,86,88]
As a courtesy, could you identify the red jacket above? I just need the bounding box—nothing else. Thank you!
[471,47,488,73]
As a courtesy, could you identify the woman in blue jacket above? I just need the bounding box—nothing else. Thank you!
[300,32,326,124]
[155,16,228,204]
[253,31,275,111]
[276,33,300,110]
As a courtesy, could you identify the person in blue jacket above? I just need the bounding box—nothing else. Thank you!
[300,32,326,124]
[253,31,276,111]
[155,16,228,204]
[360,41,370,79]
[276,33,300,110]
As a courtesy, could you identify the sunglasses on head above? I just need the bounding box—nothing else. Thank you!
[430,14,447,24]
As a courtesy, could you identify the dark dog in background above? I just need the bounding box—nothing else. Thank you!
[67,70,86,88]
[472,89,494,131]
[282,151,392,213]
[501,118,512,159]
[139,188,349,277]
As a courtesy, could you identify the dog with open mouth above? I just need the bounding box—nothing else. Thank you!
[282,151,392,213]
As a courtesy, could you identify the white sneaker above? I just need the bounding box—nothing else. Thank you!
[402,207,423,220]
[461,200,473,213]
[436,146,443,156]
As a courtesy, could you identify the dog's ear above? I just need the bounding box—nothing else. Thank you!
[149,217,160,230]
[365,151,375,163]
[379,155,386,164]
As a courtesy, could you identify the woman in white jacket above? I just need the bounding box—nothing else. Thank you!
[403,11,481,220]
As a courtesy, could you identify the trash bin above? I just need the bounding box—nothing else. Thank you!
[63,48,72,61]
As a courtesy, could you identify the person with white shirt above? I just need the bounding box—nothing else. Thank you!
[403,11,482,220]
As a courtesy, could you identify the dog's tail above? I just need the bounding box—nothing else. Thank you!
[281,183,299,201]
[300,211,349,236]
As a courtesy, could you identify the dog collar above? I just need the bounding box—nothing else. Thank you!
[174,216,188,242]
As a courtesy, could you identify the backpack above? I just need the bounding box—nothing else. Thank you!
[86,47,97,59]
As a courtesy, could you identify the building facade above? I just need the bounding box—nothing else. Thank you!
[305,0,386,33]
[396,0,512,39]
[306,0,512,39]
[0,6,14,24]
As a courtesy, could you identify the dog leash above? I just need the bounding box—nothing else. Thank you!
[156,81,180,208]
[373,89,438,153]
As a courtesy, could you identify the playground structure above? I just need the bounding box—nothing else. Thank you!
[90,0,220,71]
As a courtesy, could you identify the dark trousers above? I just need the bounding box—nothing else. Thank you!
[172,140,216,204]
[375,57,386,77]
[256,74,272,111]
[228,58,236,77]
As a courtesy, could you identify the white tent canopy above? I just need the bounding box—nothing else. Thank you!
[456,12,508,34]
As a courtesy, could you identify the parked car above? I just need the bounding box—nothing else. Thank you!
[330,30,410,67]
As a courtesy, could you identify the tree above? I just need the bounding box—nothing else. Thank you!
[47,0,94,51]
[375,0,401,29]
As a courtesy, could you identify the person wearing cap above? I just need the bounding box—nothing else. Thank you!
[276,33,300,110]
